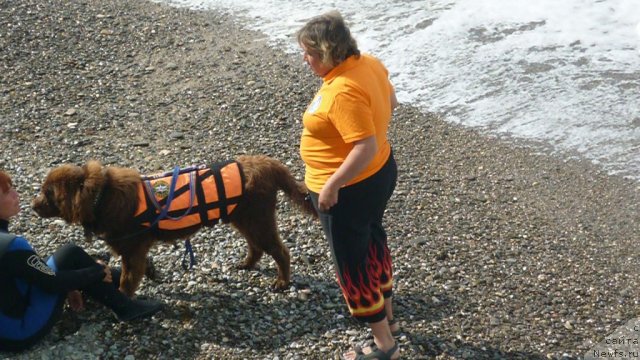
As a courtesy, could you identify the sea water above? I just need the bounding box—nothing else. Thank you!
[155,0,640,180]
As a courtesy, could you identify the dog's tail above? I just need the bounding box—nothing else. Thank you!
[264,158,318,219]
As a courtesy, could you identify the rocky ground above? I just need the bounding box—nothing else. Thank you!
[1,0,640,359]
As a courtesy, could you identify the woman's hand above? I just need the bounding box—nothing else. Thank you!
[318,136,378,212]
[318,182,339,212]
[97,260,112,283]
[66,290,84,311]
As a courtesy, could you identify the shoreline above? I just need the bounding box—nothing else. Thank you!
[2,0,640,359]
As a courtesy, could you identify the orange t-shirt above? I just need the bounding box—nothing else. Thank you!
[300,54,394,193]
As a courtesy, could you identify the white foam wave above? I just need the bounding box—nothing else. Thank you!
[154,0,640,179]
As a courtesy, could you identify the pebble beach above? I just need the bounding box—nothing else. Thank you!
[2,0,640,359]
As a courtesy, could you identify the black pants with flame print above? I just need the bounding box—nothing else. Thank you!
[310,152,397,323]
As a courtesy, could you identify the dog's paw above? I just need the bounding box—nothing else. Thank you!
[236,261,256,270]
[271,279,290,292]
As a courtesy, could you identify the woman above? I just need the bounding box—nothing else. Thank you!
[0,170,163,352]
[297,11,400,360]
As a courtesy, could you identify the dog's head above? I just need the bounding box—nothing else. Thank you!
[32,161,105,225]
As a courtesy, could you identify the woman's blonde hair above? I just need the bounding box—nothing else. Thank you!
[296,10,360,68]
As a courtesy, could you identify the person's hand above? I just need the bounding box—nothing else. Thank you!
[66,290,84,311]
[318,183,339,212]
[97,260,112,283]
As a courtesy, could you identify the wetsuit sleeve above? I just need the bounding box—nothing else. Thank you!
[0,250,105,294]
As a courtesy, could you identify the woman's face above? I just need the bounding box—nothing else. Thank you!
[0,185,20,221]
[301,44,333,77]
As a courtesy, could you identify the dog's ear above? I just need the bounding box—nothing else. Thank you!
[35,164,85,224]
[72,160,105,225]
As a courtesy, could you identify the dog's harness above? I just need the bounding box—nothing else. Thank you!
[133,161,245,268]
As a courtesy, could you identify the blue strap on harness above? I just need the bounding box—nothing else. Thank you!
[165,171,196,221]
[153,166,180,225]
[182,239,196,270]
[158,167,197,270]
[146,167,197,271]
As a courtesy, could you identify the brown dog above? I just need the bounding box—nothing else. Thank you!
[32,155,316,296]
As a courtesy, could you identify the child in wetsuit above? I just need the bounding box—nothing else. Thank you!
[0,170,163,352]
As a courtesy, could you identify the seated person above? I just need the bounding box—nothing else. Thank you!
[0,169,163,352]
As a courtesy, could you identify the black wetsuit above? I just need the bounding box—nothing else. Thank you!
[0,219,106,352]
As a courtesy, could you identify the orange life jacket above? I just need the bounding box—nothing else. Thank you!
[134,161,244,231]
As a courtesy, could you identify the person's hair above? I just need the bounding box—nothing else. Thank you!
[0,171,12,193]
[296,10,360,68]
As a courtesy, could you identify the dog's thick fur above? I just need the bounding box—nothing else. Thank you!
[32,155,316,296]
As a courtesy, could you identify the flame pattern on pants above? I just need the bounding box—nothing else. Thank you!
[338,238,393,319]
